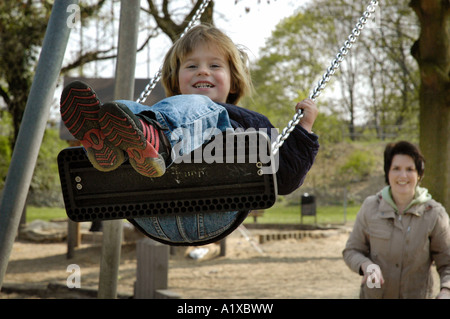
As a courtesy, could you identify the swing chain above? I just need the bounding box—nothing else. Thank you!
[271,0,379,155]
[138,0,378,155]
[136,0,212,104]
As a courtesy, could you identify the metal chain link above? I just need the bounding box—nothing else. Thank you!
[271,0,379,155]
[136,0,212,104]
[137,0,378,156]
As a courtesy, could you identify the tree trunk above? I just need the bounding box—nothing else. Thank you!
[410,0,450,211]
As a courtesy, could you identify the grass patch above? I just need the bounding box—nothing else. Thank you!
[25,206,66,223]
[244,202,360,225]
[26,202,361,226]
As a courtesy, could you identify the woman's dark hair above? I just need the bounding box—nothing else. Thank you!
[383,141,425,185]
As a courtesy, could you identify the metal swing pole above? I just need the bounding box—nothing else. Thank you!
[97,0,140,299]
[0,0,78,289]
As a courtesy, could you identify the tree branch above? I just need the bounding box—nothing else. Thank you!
[0,86,11,108]
[61,29,158,76]
[60,49,116,75]
[146,0,214,43]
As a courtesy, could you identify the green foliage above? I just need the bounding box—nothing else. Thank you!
[338,149,376,182]
[0,1,52,150]
[0,1,108,152]
[0,124,68,206]
[244,10,330,127]
[0,113,12,187]
[310,111,344,145]
[245,0,420,143]
[31,127,68,193]
[0,135,11,188]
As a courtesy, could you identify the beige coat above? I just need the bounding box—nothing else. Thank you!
[343,190,450,299]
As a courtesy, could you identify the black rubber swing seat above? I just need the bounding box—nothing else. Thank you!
[58,130,277,222]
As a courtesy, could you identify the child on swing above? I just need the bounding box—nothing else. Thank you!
[60,24,319,245]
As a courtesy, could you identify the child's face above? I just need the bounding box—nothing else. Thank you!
[178,43,232,103]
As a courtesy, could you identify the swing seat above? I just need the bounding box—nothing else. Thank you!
[58,130,277,222]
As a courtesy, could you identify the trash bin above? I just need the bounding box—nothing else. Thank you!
[301,193,316,224]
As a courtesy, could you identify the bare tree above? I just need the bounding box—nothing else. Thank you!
[360,1,420,140]
[144,0,214,42]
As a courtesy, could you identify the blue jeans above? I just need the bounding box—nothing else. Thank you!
[117,95,242,245]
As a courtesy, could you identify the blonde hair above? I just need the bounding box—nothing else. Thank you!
[161,24,253,104]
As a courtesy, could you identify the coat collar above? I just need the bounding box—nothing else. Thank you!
[377,191,431,218]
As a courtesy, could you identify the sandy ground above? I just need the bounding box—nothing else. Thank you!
[0,222,440,299]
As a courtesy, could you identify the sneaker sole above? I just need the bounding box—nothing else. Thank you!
[99,103,166,177]
[60,81,125,171]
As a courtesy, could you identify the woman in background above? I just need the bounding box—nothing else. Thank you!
[343,141,450,299]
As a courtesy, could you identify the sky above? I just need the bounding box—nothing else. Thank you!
[133,0,309,79]
[213,0,307,57]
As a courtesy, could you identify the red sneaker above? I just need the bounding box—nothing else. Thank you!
[60,81,125,171]
[98,102,170,177]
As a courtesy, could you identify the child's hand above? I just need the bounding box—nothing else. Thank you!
[295,99,318,134]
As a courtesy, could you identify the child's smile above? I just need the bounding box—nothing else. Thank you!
[193,80,215,89]
[178,43,232,103]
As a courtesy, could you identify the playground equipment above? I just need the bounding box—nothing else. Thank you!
[0,0,378,298]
